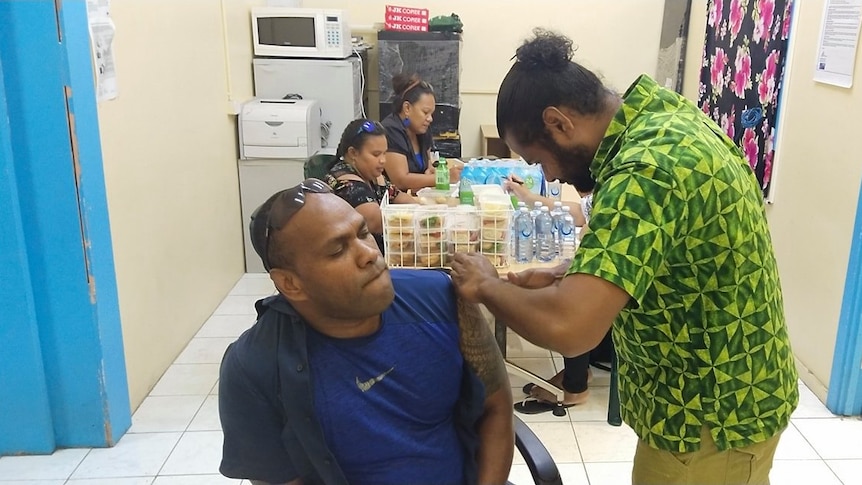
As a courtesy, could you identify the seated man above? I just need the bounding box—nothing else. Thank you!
[219,178,514,485]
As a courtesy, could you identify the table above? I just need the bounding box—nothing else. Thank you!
[491,262,622,424]
[491,262,556,355]
[491,262,572,416]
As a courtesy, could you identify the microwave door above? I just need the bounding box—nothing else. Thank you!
[259,17,317,48]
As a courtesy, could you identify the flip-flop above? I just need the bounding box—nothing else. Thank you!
[514,398,576,415]
[521,369,593,395]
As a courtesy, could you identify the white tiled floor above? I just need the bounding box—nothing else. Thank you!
[1,273,860,484]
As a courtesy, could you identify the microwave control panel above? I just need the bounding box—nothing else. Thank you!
[325,16,343,49]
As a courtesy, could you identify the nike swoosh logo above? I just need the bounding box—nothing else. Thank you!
[356,366,395,392]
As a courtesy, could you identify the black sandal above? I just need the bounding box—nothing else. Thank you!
[514,398,576,415]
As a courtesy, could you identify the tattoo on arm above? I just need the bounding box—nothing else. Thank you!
[456,298,508,396]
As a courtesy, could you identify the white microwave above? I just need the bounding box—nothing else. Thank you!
[251,7,352,59]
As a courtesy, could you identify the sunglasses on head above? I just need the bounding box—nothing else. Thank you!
[352,120,382,141]
[258,178,332,271]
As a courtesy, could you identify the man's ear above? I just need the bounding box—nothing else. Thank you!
[270,268,309,302]
[541,106,575,137]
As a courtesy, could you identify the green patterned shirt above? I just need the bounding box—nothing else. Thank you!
[569,75,798,452]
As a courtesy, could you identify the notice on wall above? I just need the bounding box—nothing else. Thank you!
[814,0,862,88]
[86,0,118,101]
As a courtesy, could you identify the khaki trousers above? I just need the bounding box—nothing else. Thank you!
[632,426,783,485]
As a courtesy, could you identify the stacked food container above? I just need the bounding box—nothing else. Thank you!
[382,186,514,268]
[477,194,512,267]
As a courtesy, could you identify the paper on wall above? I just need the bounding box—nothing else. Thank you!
[86,0,118,101]
[814,0,862,88]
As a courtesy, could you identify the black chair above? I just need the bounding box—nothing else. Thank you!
[304,153,338,180]
[513,415,563,485]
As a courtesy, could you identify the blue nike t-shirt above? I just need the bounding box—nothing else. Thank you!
[306,270,464,485]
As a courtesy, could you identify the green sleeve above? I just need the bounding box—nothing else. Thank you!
[568,163,679,307]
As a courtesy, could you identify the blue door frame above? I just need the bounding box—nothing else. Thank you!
[0,0,130,454]
[827,181,862,415]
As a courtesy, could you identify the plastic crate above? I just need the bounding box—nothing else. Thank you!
[381,198,513,269]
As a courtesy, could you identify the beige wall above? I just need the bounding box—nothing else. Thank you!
[684,0,862,400]
[97,0,259,407]
[300,0,666,157]
[105,0,862,409]
[99,0,666,407]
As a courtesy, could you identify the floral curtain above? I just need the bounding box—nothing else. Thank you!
[698,0,794,197]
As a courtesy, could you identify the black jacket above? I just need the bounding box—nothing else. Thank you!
[381,113,433,174]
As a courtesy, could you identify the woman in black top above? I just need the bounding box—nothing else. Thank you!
[324,119,415,251]
[381,73,461,192]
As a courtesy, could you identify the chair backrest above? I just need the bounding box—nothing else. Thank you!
[304,153,338,180]
[514,415,563,485]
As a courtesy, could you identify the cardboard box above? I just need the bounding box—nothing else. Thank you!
[385,5,429,32]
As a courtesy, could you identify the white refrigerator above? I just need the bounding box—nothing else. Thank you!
[253,57,363,150]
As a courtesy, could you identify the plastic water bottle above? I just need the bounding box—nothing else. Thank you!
[548,179,562,201]
[529,201,543,254]
[559,206,577,259]
[459,177,474,205]
[511,202,528,258]
[534,206,556,262]
[551,201,564,256]
[514,208,534,263]
[435,157,449,190]
[530,201,543,219]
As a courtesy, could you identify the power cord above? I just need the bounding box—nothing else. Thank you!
[321,117,332,148]
[352,47,366,119]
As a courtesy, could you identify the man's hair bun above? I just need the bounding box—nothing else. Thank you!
[515,28,575,71]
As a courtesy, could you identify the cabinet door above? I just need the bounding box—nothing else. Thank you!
[238,160,306,273]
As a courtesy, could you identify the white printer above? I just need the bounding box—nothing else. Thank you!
[239,98,322,159]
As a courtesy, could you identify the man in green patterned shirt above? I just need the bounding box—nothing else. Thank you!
[450,30,798,485]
